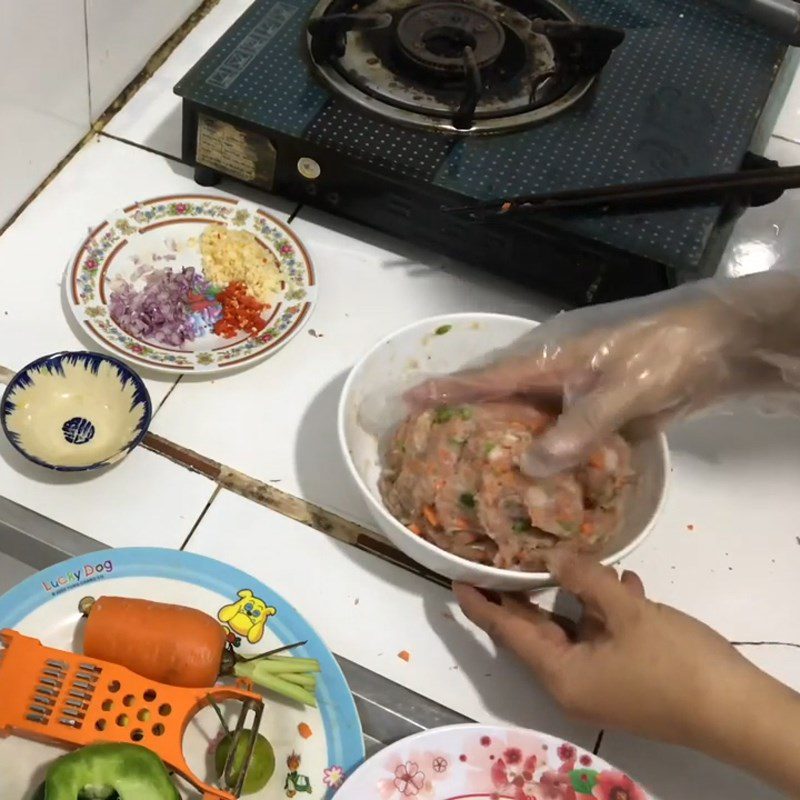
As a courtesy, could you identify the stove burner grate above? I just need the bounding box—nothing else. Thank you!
[307,0,624,133]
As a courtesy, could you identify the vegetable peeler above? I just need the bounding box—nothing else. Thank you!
[0,629,264,800]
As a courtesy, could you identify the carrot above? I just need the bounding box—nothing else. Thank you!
[454,517,471,530]
[408,523,422,535]
[580,522,595,537]
[298,722,313,739]
[83,596,226,688]
[422,505,440,529]
[398,650,411,662]
[588,451,606,470]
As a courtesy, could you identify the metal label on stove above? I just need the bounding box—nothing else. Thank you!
[206,1,297,90]
[196,115,277,189]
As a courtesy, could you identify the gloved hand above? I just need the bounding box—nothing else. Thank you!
[408,271,800,476]
[455,552,800,796]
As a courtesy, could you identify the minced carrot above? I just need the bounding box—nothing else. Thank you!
[423,505,440,528]
[588,451,605,470]
[580,522,595,537]
[455,517,470,530]
[398,650,411,662]
[408,523,422,535]
[298,722,313,739]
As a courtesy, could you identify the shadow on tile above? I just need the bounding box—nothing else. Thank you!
[294,369,374,527]
[598,732,784,800]
[141,103,184,161]
[292,204,563,314]
[420,588,598,745]
[0,430,122,485]
[163,156,299,217]
[667,410,800,465]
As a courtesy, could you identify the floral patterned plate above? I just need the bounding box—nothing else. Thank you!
[336,724,651,800]
[65,194,316,374]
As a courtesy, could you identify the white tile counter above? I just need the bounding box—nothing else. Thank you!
[597,731,789,800]
[616,412,800,644]
[0,430,215,549]
[0,135,229,548]
[0,134,292,405]
[184,488,598,747]
[0,3,798,798]
[152,206,559,529]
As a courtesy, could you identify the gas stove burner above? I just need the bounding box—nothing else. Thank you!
[396,3,506,75]
[307,0,624,134]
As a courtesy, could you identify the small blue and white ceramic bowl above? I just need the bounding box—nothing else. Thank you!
[1,351,152,471]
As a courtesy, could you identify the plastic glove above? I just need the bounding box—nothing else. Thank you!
[455,552,800,796]
[407,271,800,476]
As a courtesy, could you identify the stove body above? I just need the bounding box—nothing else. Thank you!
[176,0,790,304]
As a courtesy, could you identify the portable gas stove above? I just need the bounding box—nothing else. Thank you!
[175,0,794,304]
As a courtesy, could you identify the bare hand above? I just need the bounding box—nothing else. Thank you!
[455,551,762,749]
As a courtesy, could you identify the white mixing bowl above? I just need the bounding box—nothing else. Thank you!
[338,313,669,590]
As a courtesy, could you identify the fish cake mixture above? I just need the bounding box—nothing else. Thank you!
[380,402,632,571]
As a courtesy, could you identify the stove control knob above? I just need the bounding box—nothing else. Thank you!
[297,157,321,180]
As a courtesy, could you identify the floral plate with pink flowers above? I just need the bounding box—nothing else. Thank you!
[335,724,651,800]
[65,194,316,375]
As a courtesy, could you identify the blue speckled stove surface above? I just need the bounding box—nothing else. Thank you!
[176,0,787,273]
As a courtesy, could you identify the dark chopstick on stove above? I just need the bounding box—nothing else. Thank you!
[444,164,800,217]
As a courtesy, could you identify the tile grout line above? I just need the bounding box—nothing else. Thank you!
[772,133,800,147]
[732,640,800,649]
[99,131,186,165]
[3,355,799,633]
[179,483,221,551]
[152,375,183,418]
[139,431,452,589]
[82,0,93,126]
[0,0,221,240]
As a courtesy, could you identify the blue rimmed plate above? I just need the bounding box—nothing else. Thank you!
[0,547,364,799]
[1,351,151,471]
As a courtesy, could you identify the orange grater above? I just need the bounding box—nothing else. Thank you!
[0,629,264,800]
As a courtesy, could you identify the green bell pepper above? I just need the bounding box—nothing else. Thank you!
[44,743,179,800]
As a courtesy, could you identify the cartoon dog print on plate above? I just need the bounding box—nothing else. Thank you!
[218,589,276,645]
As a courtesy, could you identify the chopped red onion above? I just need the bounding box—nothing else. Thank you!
[109,267,217,347]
